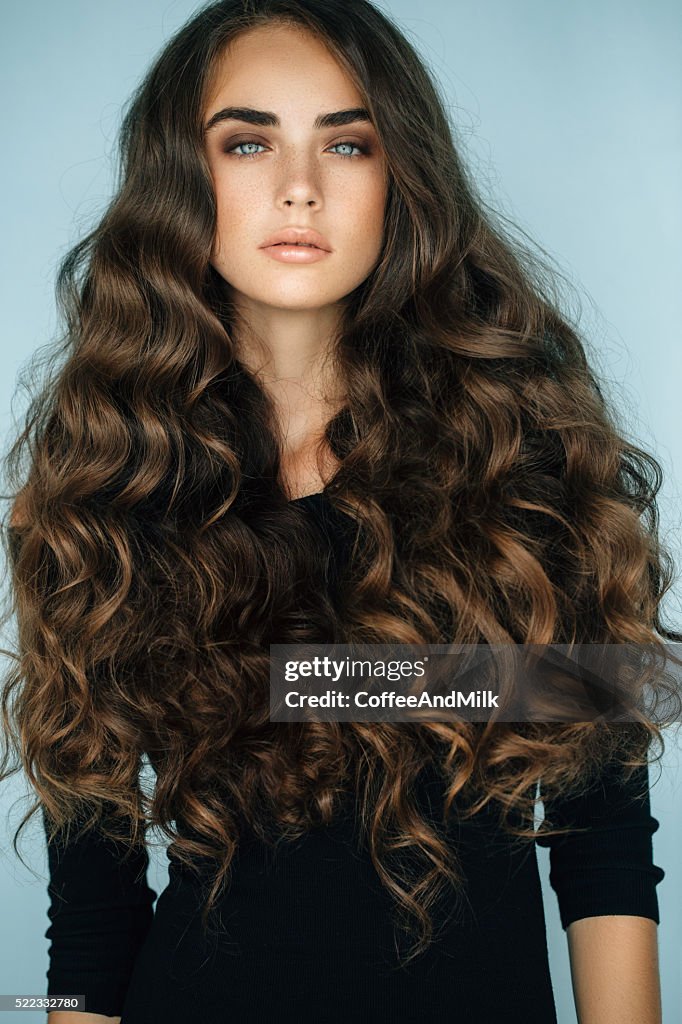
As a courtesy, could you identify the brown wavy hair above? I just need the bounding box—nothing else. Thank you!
[1,0,681,963]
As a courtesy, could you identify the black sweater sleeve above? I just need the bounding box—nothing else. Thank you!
[43,804,157,1017]
[536,759,665,930]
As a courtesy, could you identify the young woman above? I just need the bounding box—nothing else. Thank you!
[2,2,679,1022]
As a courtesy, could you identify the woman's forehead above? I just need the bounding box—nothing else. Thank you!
[202,23,363,118]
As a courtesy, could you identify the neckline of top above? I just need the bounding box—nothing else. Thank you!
[287,490,326,505]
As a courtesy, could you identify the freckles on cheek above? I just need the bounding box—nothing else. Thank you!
[216,180,261,230]
[340,181,385,225]
[360,192,388,241]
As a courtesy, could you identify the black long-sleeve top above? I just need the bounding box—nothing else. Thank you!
[38,492,665,1023]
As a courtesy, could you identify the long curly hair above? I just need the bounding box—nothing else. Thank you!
[1,0,681,963]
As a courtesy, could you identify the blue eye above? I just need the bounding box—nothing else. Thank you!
[226,139,368,160]
[328,141,365,159]
[230,141,266,159]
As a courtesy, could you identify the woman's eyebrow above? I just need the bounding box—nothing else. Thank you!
[203,106,371,134]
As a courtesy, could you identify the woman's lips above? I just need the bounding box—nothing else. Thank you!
[261,243,331,263]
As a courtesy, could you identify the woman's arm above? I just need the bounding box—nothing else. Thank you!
[41,799,157,1017]
[47,1015,120,1023]
[536,755,666,1022]
[566,914,661,1024]
[8,519,156,1015]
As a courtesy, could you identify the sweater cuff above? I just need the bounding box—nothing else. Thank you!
[45,901,154,1016]
[549,865,664,931]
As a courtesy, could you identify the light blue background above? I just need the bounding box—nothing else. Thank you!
[1,2,680,1021]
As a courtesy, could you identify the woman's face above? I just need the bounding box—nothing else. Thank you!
[202,22,388,316]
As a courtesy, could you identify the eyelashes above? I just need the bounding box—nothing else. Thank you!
[224,139,370,160]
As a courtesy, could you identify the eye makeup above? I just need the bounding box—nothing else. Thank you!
[224,137,373,160]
